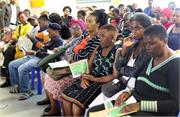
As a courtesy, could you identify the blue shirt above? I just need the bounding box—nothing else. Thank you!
[144,7,154,17]
[36,35,63,58]
[168,32,180,51]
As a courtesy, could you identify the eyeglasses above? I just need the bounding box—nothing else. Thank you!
[130,25,143,31]
[64,9,70,13]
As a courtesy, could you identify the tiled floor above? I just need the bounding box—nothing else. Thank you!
[0,54,47,117]
[0,78,47,117]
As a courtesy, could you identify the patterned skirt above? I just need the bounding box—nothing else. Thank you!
[61,79,102,108]
[44,74,77,100]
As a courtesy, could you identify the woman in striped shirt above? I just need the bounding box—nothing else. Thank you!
[40,10,108,116]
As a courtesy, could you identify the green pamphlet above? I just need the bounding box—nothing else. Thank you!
[69,59,89,78]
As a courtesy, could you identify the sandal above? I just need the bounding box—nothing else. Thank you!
[9,86,20,93]
[18,91,33,101]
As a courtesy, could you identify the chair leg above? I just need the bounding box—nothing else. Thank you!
[37,68,42,95]
[31,69,35,90]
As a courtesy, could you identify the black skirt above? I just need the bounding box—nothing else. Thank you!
[61,79,102,108]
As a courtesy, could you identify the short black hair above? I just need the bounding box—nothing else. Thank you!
[77,10,86,17]
[89,10,108,28]
[112,8,120,15]
[118,4,124,8]
[49,13,62,24]
[144,25,167,41]
[127,5,134,12]
[131,13,152,28]
[100,24,118,33]
[38,14,49,21]
[109,5,115,10]
[135,8,143,13]
[24,9,31,15]
[63,6,72,13]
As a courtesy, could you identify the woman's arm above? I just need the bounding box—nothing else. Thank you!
[88,47,98,74]
[139,58,179,115]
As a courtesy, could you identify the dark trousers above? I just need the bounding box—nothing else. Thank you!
[2,45,16,79]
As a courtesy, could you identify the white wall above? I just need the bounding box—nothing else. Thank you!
[18,0,77,17]
[16,0,179,17]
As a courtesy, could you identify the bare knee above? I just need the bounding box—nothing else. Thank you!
[72,103,84,116]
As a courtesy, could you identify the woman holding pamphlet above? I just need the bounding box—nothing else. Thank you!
[87,25,179,116]
[40,10,108,116]
[61,24,119,116]
[39,19,86,116]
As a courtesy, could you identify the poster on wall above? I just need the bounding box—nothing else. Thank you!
[30,0,45,7]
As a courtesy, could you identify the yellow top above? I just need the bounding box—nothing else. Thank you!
[12,23,32,42]
[13,23,33,59]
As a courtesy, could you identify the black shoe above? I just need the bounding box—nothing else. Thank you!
[41,111,61,116]
[44,105,51,112]
[37,99,50,105]
[0,80,11,88]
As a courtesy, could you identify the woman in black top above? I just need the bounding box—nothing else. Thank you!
[61,6,73,28]
[87,25,180,116]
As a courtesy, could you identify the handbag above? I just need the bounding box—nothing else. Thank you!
[101,78,128,98]
[46,66,71,81]
[37,45,71,70]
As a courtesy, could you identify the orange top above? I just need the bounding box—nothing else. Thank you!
[74,35,90,54]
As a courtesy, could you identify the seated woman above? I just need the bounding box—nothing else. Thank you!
[61,24,118,116]
[49,13,72,40]
[38,19,85,114]
[41,10,108,116]
[101,13,152,98]
[8,23,63,100]
[87,25,179,116]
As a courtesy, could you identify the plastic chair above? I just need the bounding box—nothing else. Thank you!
[31,67,42,95]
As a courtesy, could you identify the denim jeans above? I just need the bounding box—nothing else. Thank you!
[9,55,40,92]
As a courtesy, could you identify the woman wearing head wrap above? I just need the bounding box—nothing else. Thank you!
[40,19,86,116]
[160,8,174,30]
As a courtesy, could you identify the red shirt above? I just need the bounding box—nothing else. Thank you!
[163,22,174,30]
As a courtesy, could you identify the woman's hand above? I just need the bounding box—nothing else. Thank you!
[120,103,139,114]
[83,74,96,82]
[80,78,89,89]
[123,38,134,48]
[115,92,130,106]
[53,48,59,52]
[25,50,36,56]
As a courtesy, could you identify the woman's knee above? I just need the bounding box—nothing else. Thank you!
[8,60,17,70]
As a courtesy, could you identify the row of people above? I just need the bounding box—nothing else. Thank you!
[0,4,179,117]
[35,11,179,116]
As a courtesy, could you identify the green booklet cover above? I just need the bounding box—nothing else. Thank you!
[106,103,127,117]
[69,59,89,78]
